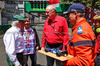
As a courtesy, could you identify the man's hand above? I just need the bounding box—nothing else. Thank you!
[41,47,45,51]
[40,47,45,55]
[19,64,22,66]
[36,46,40,51]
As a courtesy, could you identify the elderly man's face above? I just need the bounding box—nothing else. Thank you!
[19,20,25,29]
[45,8,55,20]
[67,12,76,25]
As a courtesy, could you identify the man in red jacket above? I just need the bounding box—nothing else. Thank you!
[63,3,97,66]
[41,5,69,66]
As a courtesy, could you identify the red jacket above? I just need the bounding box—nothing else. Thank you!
[63,18,97,66]
[41,15,69,50]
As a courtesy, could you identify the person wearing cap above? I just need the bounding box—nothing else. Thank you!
[62,3,97,66]
[93,15,100,66]
[23,17,40,66]
[3,15,27,66]
[41,5,69,66]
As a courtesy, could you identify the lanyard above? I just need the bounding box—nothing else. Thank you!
[25,29,31,45]
[25,34,29,45]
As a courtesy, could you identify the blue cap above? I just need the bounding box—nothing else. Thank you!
[13,15,28,21]
[63,3,85,14]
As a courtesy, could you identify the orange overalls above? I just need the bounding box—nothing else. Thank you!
[63,18,97,66]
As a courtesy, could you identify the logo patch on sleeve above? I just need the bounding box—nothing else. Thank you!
[77,26,82,34]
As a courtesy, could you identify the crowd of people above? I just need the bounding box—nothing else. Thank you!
[3,3,100,66]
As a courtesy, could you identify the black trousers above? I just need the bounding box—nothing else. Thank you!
[45,43,64,66]
[95,53,100,66]
[16,53,24,66]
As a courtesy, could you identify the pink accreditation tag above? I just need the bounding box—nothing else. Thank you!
[27,40,29,45]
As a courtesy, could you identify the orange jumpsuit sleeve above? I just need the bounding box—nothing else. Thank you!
[64,45,93,66]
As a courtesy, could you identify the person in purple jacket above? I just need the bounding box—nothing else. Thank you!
[23,17,40,66]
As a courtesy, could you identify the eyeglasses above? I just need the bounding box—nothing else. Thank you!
[45,10,54,14]
[45,11,51,14]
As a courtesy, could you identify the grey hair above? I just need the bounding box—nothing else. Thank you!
[47,5,56,12]
[78,13,85,17]
[11,21,19,26]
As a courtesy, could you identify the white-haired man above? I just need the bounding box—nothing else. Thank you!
[3,15,27,66]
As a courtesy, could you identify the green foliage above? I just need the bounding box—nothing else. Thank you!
[95,0,100,5]
[60,0,100,7]
[57,13,67,18]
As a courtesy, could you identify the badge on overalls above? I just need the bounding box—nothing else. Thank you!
[77,26,82,34]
